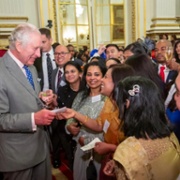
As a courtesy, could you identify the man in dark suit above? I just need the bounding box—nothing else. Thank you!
[0,23,56,179]
[154,39,178,97]
[34,28,57,91]
[50,45,72,168]
[51,45,71,93]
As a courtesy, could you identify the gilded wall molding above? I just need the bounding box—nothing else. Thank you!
[0,16,28,21]
[48,0,58,42]
[137,0,140,38]
[39,0,44,27]
[144,0,146,36]
[152,17,176,21]
[53,0,58,42]
[0,24,18,28]
[131,0,136,42]
[0,16,28,48]
[150,24,179,28]
[147,29,180,33]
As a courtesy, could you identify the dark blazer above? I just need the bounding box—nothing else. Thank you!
[51,68,66,93]
[34,56,44,89]
[164,70,178,98]
[154,62,178,84]
[34,49,57,90]
[166,70,178,84]
[0,52,47,171]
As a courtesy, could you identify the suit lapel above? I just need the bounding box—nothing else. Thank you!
[4,53,40,99]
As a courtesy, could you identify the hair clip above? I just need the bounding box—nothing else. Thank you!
[128,84,140,96]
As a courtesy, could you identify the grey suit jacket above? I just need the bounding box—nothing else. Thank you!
[0,52,48,171]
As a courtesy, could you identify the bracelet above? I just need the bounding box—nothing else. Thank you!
[80,116,89,125]
[83,115,89,124]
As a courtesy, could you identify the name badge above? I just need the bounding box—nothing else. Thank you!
[92,95,101,103]
[60,80,66,87]
[37,78,41,82]
[103,120,110,133]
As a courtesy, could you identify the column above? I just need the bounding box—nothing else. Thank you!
[146,0,180,39]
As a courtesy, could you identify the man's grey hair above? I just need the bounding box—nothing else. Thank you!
[9,23,40,49]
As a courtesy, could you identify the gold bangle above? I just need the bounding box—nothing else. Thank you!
[83,115,88,123]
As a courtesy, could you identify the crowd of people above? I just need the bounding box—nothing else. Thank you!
[0,22,180,180]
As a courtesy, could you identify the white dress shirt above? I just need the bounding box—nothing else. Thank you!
[158,64,170,83]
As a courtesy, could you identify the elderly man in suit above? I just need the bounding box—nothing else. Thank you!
[0,23,56,180]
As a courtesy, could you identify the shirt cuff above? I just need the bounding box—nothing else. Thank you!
[31,113,37,131]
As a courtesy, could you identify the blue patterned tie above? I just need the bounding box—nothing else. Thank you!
[23,65,35,89]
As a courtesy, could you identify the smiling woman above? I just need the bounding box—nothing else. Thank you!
[62,61,107,180]
[50,61,85,170]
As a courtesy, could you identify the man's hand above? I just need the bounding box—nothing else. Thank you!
[67,122,80,136]
[39,89,55,105]
[98,44,106,55]
[166,58,180,72]
[34,109,56,125]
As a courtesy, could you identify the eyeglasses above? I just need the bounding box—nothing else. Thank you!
[54,52,69,56]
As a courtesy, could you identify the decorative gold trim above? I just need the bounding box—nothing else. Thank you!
[150,24,179,28]
[152,18,176,21]
[137,0,140,38]
[111,4,124,41]
[176,17,180,21]
[146,29,180,33]
[0,24,17,28]
[46,0,58,42]
[53,0,58,42]
[0,31,11,33]
[123,0,126,44]
[144,0,146,36]
[48,0,51,17]
[132,0,136,42]
[39,0,44,27]
[0,16,28,21]
[0,35,10,38]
